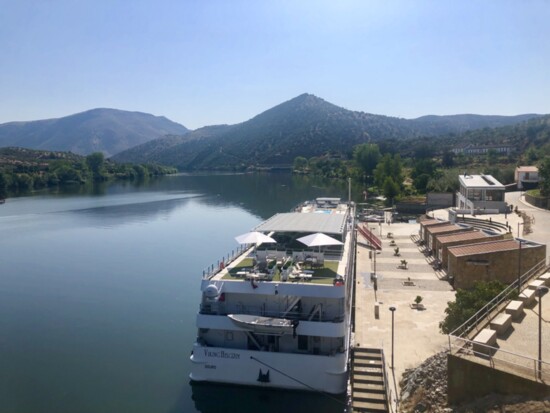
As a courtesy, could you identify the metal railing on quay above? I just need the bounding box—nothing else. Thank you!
[449,335,550,382]
[450,258,548,339]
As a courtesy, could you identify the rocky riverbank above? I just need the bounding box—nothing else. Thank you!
[398,351,550,413]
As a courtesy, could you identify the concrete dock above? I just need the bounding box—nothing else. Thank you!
[352,191,548,410]
[354,221,455,409]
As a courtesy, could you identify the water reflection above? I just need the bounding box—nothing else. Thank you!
[177,382,347,413]
[0,172,356,413]
[73,194,203,227]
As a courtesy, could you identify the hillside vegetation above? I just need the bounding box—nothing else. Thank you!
[0,108,189,157]
[112,94,541,170]
[0,147,176,198]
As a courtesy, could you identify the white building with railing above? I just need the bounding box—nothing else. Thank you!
[456,174,507,213]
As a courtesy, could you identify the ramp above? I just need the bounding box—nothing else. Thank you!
[358,224,382,250]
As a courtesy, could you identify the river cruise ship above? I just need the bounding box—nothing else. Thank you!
[190,198,355,394]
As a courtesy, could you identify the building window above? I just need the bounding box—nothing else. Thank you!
[485,190,503,202]
[298,335,308,351]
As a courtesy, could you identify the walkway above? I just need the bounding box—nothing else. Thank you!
[354,221,455,409]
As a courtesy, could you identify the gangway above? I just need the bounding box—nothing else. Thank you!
[358,224,382,250]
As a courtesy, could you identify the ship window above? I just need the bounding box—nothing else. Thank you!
[298,335,308,350]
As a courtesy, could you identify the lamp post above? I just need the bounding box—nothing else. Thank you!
[517,222,524,294]
[389,306,396,370]
[537,286,549,379]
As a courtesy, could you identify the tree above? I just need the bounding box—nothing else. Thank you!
[441,151,455,168]
[414,144,434,159]
[374,154,403,189]
[293,156,308,171]
[15,173,33,190]
[86,152,106,181]
[55,165,83,184]
[353,143,380,181]
[0,172,8,198]
[413,173,431,192]
[382,176,400,205]
[439,281,513,334]
[132,164,148,179]
[525,146,539,164]
[539,156,550,196]
[486,149,498,165]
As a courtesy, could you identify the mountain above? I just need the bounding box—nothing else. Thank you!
[112,94,542,170]
[409,113,541,136]
[0,108,189,157]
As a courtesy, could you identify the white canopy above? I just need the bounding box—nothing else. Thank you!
[235,231,276,245]
[297,232,343,248]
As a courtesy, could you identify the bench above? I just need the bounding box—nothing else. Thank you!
[538,273,550,286]
[518,289,536,306]
[472,329,497,355]
[528,279,546,290]
[490,313,512,335]
[505,300,524,321]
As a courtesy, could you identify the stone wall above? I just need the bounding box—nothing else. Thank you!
[438,234,506,268]
[525,193,550,210]
[449,245,546,289]
[427,192,455,208]
[448,354,550,404]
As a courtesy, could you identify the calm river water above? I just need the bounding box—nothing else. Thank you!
[0,173,352,413]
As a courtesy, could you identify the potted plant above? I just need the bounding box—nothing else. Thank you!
[400,259,408,269]
[411,295,425,310]
[394,247,400,256]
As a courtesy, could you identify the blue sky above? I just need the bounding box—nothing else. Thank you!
[1,0,549,129]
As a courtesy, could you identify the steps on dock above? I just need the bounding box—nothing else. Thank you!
[351,348,389,413]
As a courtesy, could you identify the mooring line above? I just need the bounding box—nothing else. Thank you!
[249,356,347,406]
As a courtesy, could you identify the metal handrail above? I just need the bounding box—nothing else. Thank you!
[449,335,550,382]
[450,258,548,338]
[380,349,395,413]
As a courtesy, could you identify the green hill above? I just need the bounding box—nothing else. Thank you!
[112,94,542,170]
[0,108,189,157]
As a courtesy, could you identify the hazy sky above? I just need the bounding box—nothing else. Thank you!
[1,1,549,129]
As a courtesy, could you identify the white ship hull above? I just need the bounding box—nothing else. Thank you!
[190,343,348,394]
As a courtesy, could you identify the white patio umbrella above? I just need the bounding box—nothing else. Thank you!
[235,231,276,245]
[297,232,343,249]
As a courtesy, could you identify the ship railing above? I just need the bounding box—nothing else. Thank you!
[201,245,345,280]
[202,244,251,279]
[199,304,345,323]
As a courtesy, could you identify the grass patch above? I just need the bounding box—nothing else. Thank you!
[526,188,543,197]
[222,258,340,284]
[222,258,254,280]
[309,261,339,284]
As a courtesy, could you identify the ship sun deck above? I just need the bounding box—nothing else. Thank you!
[207,198,352,285]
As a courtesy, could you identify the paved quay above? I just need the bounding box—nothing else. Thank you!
[354,221,455,406]
[353,191,550,409]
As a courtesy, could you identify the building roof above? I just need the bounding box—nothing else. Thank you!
[436,230,488,245]
[426,224,466,235]
[254,212,347,236]
[458,174,505,189]
[448,239,519,257]
[420,219,450,228]
[516,166,539,172]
